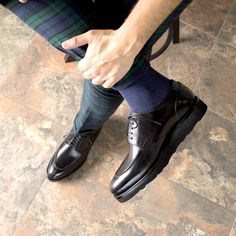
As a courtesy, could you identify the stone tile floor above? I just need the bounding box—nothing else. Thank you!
[0,1,235,235]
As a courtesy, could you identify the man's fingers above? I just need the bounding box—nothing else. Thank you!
[62,32,90,50]
[83,67,100,79]
[77,59,93,72]
[102,78,116,88]
[91,76,106,85]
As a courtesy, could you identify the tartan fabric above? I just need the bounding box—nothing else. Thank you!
[2,0,193,89]
[1,0,193,134]
[2,0,96,59]
[72,79,124,134]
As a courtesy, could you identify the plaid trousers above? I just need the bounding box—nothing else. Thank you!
[1,0,192,135]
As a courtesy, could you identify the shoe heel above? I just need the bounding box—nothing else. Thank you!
[175,98,207,143]
[157,97,207,170]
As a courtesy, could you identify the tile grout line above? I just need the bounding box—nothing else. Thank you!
[217,38,236,49]
[11,177,47,236]
[181,18,236,91]
[215,0,234,40]
[192,38,217,91]
[229,217,236,236]
[11,177,77,236]
[166,177,236,215]
[0,92,70,130]
[181,2,234,91]
[180,13,219,92]
[190,3,236,121]
[208,108,236,125]
[180,19,217,39]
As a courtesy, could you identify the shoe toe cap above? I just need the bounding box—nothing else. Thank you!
[46,157,63,181]
[110,173,130,195]
[110,175,120,194]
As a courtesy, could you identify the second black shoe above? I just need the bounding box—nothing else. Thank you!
[110,80,207,202]
[47,128,101,181]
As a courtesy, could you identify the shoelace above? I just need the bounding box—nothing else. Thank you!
[126,116,138,140]
[63,132,92,147]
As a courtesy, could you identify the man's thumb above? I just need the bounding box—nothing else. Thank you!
[62,32,90,50]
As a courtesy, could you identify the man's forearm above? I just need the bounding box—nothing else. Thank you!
[119,0,182,51]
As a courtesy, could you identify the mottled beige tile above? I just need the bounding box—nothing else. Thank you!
[151,22,214,89]
[27,145,141,235]
[0,199,25,236]
[181,0,232,37]
[0,9,35,85]
[13,214,69,236]
[230,219,236,236]
[14,211,132,236]
[162,110,236,212]
[127,177,235,236]
[194,42,236,122]
[27,177,140,236]
[219,1,236,47]
[0,35,84,127]
[0,94,66,211]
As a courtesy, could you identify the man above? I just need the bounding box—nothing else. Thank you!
[1,0,207,203]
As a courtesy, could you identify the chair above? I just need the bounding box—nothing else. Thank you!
[64,17,180,63]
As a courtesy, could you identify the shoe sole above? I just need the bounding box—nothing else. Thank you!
[113,97,207,203]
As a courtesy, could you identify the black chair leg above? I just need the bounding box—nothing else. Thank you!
[173,17,180,44]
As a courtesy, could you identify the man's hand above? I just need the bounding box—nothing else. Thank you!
[62,29,142,88]
[18,0,28,3]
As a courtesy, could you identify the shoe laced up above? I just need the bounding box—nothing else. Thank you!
[126,115,139,140]
[63,131,92,148]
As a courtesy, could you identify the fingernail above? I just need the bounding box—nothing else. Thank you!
[62,42,68,48]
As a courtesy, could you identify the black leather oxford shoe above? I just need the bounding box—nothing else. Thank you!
[110,80,207,202]
[47,128,101,181]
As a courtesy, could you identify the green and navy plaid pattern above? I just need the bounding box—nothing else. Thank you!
[1,0,192,134]
[2,0,193,89]
[2,0,96,59]
[72,79,124,134]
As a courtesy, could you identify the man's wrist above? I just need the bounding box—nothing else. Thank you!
[116,25,146,57]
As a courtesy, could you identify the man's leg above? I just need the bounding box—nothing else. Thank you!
[112,0,194,114]
[1,0,124,135]
[73,80,123,135]
[109,0,208,202]
[1,0,125,181]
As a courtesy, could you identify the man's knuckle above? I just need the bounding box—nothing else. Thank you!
[73,37,78,45]
[89,30,98,37]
